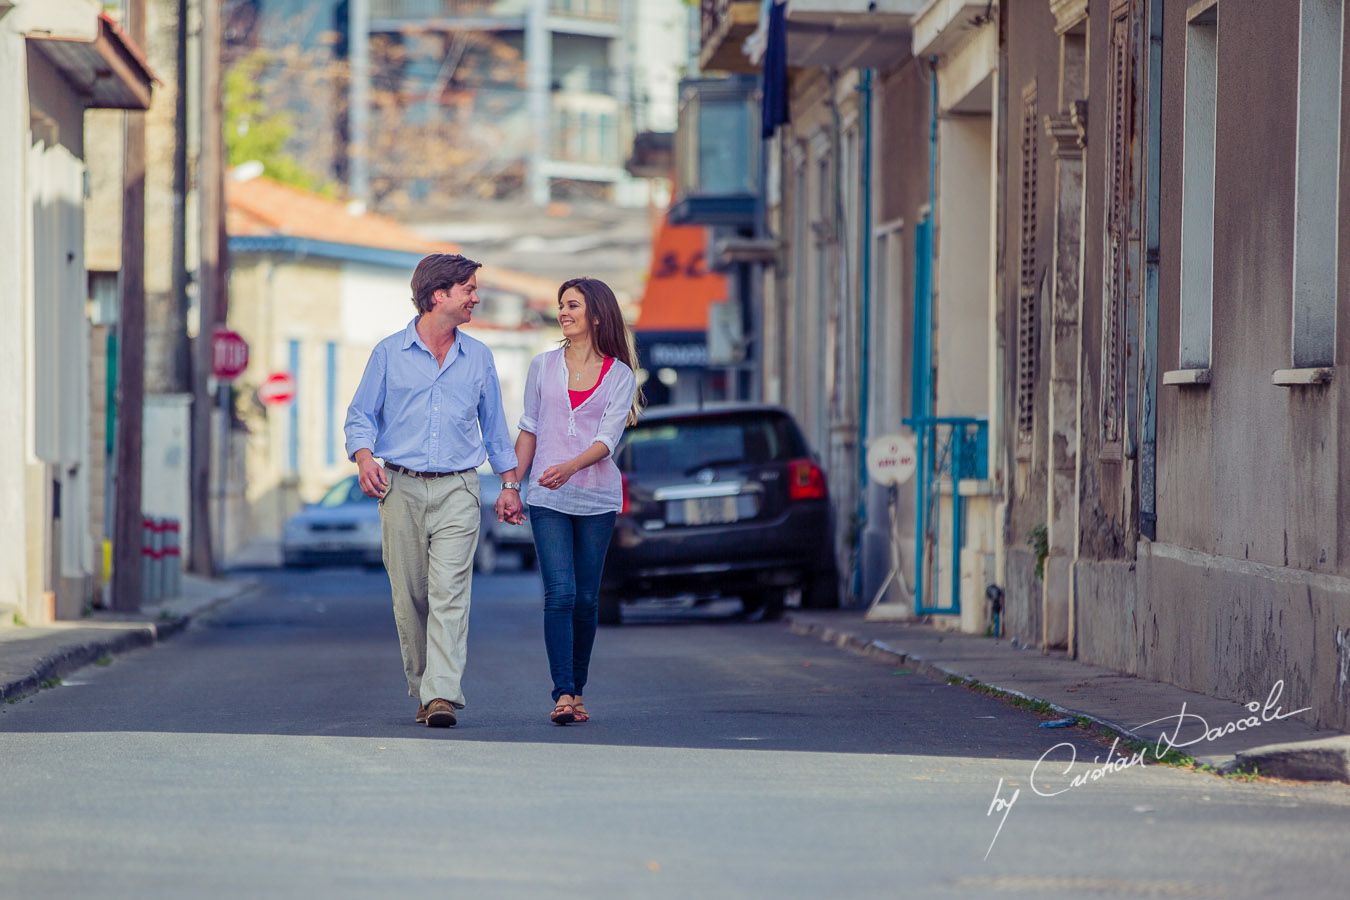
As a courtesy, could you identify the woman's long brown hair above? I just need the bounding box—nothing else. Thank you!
[559,276,644,426]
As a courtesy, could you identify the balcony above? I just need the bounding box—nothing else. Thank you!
[912,0,993,57]
[551,96,623,168]
[370,0,529,32]
[671,76,760,228]
[750,0,925,69]
[699,0,761,74]
[548,0,619,22]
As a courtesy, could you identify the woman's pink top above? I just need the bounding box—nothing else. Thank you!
[568,356,615,409]
[518,348,636,515]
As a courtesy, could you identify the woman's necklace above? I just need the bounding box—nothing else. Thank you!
[568,347,599,382]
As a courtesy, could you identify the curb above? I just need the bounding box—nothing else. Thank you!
[0,580,258,705]
[787,614,1350,784]
[785,614,1181,758]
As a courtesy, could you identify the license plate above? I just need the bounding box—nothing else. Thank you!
[677,495,739,526]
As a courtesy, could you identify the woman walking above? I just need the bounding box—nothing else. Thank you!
[513,277,640,725]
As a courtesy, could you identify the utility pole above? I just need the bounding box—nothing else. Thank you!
[526,0,551,206]
[112,0,148,612]
[348,0,371,205]
[190,0,224,575]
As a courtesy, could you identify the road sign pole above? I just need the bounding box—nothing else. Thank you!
[217,379,229,568]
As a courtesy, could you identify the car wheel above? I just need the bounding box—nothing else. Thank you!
[802,572,841,609]
[474,535,498,575]
[519,547,537,570]
[598,591,622,626]
[282,553,309,570]
[740,589,786,622]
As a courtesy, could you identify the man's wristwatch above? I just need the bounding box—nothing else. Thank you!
[501,481,521,491]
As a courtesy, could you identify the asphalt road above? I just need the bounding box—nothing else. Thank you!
[2,565,1348,899]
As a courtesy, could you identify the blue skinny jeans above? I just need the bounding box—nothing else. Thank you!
[528,505,617,703]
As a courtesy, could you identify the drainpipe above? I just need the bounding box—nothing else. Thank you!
[1140,0,1164,541]
[851,69,874,602]
[910,60,939,612]
[348,0,371,205]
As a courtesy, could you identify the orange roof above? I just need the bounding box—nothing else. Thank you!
[227,175,456,256]
[226,174,556,303]
[634,215,727,332]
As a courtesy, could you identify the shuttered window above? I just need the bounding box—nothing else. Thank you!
[1290,0,1344,369]
[1101,0,1139,449]
[1016,84,1039,443]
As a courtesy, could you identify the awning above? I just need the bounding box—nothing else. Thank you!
[26,12,156,110]
[635,214,728,333]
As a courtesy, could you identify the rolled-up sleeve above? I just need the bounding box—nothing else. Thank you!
[517,353,543,435]
[478,357,520,474]
[593,364,637,457]
[344,343,386,461]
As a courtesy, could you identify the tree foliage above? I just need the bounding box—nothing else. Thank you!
[222,12,529,212]
[224,51,337,197]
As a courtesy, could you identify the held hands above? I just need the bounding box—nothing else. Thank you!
[538,461,579,491]
[495,489,525,525]
[356,451,389,499]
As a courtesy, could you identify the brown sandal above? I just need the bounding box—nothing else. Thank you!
[572,700,589,723]
[550,703,576,725]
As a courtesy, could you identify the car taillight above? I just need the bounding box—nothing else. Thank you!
[788,458,826,501]
[620,473,630,514]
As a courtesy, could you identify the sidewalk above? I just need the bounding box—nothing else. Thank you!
[0,574,259,703]
[785,610,1350,784]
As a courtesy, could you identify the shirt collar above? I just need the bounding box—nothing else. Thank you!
[402,316,466,358]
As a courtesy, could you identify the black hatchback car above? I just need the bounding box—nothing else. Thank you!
[599,404,839,623]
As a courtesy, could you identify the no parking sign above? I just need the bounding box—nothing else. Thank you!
[866,433,917,486]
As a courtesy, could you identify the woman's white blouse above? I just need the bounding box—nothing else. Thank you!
[518,348,636,515]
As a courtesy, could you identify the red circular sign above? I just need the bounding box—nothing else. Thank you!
[212,328,250,380]
[258,372,296,406]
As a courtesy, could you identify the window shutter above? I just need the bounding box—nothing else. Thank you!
[1101,1,1138,448]
[1016,84,1040,443]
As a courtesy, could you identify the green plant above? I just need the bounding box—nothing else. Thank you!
[39,677,62,690]
[1029,524,1049,580]
[12,611,28,627]
[95,656,113,667]
[224,51,334,196]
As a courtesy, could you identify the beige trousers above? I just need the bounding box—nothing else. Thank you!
[379,468,480,708]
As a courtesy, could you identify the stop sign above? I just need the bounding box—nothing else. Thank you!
[212,328,249,380]
[258,372,296,406]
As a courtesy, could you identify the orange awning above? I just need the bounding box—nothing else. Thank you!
[634,215,727,332]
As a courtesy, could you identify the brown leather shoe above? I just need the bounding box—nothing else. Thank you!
[425,698,457,728]
[415,703,429,724]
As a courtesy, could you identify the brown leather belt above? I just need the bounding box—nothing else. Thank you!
[385,463,474,480]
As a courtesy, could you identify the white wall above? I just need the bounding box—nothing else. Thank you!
[0,24,34,619]
[934,116,992,418]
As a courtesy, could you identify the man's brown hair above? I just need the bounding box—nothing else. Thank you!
[411,253,482,313]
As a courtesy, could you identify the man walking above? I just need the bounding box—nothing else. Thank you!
[345,253,523,727]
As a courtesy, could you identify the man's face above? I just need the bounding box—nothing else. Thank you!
[433,275,480,326]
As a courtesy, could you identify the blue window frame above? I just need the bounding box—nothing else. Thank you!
[325,341,338,466]
[288,339,301,474]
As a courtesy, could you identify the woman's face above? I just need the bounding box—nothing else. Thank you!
[558,287,594,342]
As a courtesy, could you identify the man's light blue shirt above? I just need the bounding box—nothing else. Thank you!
[344,318,519,474]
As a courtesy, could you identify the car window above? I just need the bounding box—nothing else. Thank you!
[617,414,806,475]
[317,477,370,507]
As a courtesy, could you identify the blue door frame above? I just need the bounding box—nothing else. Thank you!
[905,212,989,615]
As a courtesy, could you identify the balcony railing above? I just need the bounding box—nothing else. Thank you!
[671,76,759,227]
[551,100,622,167]
[548,0,620,22]
[370,1,528,23]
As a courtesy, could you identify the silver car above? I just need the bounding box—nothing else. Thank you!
[281,475,383,568]
[281,473,534,573]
